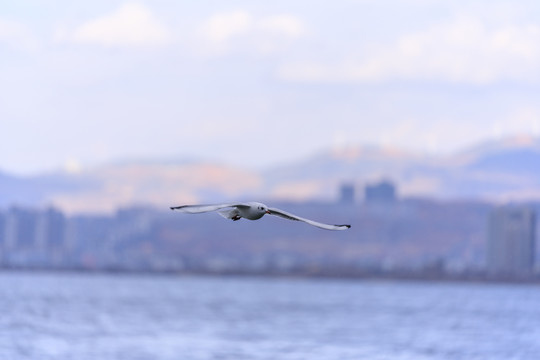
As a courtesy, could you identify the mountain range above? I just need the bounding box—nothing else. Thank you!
[2,135,540,214]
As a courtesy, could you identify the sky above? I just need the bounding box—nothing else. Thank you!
[1,0,540,175]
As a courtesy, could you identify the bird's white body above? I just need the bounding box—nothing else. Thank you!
[218,202,268,220]
[170,202,351,231]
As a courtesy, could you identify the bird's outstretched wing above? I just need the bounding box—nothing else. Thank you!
[268,207,351,231]
[170,203,249,213]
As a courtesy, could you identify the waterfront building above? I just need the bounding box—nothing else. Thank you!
[487,207,536,276]
[339,183,355,204]
[365,180,396,204]
[35,208,66,251]
[4,207,38,250]
[0,212,4,247]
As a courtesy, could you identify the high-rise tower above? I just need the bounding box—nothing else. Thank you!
[487,207,536,276]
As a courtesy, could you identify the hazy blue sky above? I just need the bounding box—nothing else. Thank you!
[2,0,540,175]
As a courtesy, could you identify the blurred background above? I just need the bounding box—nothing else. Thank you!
[2,1,540,359]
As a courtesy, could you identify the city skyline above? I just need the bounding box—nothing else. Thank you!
[2,1,540,175]
[1,191,538,280]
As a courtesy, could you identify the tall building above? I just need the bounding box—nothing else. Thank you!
[2,207,66,252]
[487,207,536,276]
[0,211,5,247]
[35,208,66,251]
[339,183,355,204]
[4,207,38,250]
[365,180,396,204]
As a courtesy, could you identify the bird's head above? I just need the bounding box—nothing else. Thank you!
[256,204,271,214]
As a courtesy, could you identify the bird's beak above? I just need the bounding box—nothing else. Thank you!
[266,210,271,214]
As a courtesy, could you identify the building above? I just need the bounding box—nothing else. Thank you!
[4,207,38,250]
[35,208,66,251]
[0,211,4,247]
[365,180,396,204]
[339,183,355,204]
[487,207,536,276]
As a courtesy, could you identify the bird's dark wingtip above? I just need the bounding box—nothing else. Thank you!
[332,224,351,229]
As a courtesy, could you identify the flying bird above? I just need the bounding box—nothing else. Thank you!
[170,202,351,231]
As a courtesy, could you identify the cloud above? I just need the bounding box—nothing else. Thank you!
[200,11,253,45]
[66,3,171,47]
[500,106,540,137]
[278,17,540,84]
[198,11,307,55]
[259,14,307,38]
[0,18,36,50]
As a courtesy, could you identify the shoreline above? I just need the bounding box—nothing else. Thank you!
[1,265,538,285]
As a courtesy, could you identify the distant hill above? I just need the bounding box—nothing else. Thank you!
[262,145,426,200]
[0,172,38,207]
[438,135,540,200]
[40,161,262,213]
[3,135,540,213]
[263,135,540,201]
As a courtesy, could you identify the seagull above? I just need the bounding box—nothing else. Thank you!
[170,202,351,231]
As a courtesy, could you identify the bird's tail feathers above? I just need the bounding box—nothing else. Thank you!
[218,209,239,220]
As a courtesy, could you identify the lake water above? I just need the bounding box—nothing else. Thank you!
[0,272,539,360]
